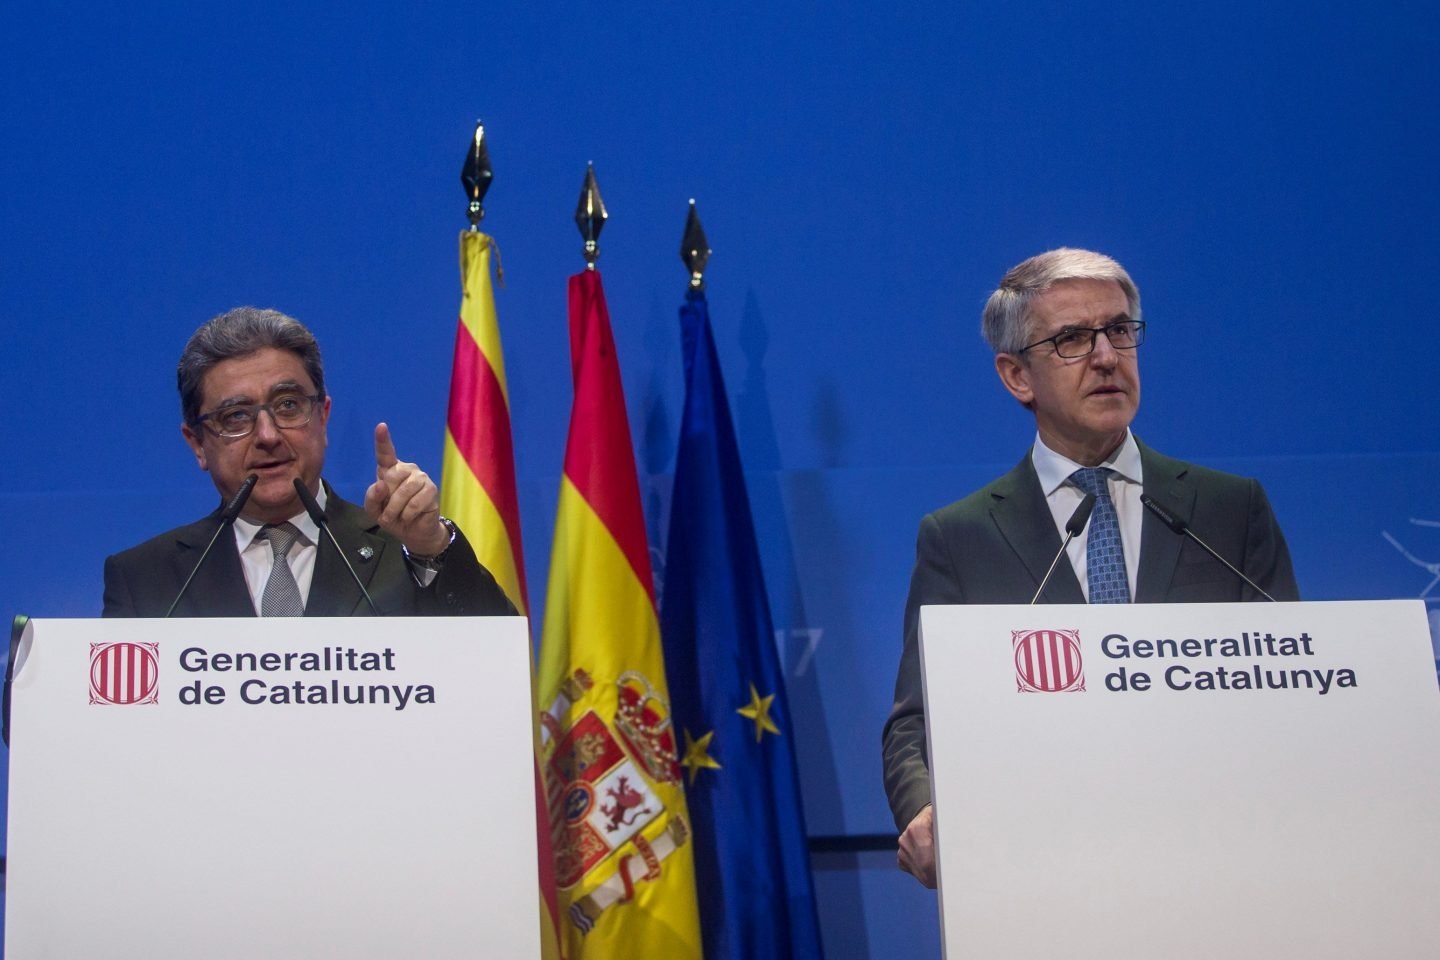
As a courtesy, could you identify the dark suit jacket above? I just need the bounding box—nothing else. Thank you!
[881,440,1299,830]
[103,486,515,618]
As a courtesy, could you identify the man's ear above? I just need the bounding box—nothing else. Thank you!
[181,422,209,472]
[995,353,1035,409]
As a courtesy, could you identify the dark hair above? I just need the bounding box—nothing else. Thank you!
[177,307,326,424]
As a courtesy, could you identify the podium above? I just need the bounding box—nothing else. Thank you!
[920,600,1440,959]
[4,617,543,959]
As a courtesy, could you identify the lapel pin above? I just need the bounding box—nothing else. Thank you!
[357,545,374,561]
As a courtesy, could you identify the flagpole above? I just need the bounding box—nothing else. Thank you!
[543,165,705,957]
[574,163,607,270]
[661,198,827,958]
[680,198,711,290]
[461,119,492,231]
[445,120,562,959]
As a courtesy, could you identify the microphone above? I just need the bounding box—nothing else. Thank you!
[292,478,380,615]
[1030,493,1096,604]
[165,474,258,617]
[1140,493,1277,602]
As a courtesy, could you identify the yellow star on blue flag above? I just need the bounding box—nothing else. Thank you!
[737,683,780,742]
[681,728,722,785]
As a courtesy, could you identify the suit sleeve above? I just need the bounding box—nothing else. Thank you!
[415,527,518,617]
[102,554,138,618]
[882,512,968,831]
[1244,479,1300,602]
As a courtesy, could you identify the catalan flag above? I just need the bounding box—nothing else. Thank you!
[440,229,563,960]
[442,230,528,613]
[660,286,825,959]
[538,268,703,959]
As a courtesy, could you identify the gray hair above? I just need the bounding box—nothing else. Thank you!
[177,307,326,424]
[980,248,1141,355]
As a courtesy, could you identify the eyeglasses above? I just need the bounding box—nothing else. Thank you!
[1019,320,1146,359]
[194,393,324,438]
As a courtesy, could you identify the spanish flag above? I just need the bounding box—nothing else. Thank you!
[538,268,704,959]
[440,229,563,960]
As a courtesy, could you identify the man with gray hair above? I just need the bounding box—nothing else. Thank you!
[881,249,1298,887]
[103,307,514,618]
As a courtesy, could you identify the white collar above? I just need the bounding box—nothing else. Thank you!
[232,481,328,549]
[1031,431,1143,496]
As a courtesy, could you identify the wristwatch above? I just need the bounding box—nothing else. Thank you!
[405,516,458,565]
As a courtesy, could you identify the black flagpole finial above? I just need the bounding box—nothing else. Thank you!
[461,120,493,229]
[574,163,607,269]
[680,199,711,289]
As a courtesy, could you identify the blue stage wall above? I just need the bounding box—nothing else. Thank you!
[2,2,1437,956]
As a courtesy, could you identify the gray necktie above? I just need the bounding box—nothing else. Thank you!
[260,523,305,617]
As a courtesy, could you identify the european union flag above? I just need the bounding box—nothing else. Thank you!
[660,287,825,959]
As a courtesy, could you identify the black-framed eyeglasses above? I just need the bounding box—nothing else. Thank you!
[194,393,324,438]
[1019,320,1146,359]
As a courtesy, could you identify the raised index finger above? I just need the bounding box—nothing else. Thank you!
[374,422,399,469]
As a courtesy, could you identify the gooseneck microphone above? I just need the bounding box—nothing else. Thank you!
[292,478,380,615]
[165,474,258,617]
[1030,493,1097,605]
[1140,493,1277,602]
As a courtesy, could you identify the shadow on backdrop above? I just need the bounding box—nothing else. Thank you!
[738,289,870,958]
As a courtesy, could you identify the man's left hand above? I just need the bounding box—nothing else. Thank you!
[898,804,937,888]
[364,422,449,556]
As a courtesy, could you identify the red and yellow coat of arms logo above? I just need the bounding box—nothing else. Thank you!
[89,642,160,705]
[541,669,690,934]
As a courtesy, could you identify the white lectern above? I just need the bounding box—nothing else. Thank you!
[920,600,1440,960]
[5,617,542,959]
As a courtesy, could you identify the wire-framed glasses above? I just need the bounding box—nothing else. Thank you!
[194,393,324,438]
[1019,320,1146,359]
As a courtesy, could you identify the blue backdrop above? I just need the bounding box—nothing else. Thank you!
[3,2,1437,956]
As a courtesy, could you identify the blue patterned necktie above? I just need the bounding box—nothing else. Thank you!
[260,522,305,616]
[1069,467,1130,603]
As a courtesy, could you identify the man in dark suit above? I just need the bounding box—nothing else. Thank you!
[104,307,514,619]
[882,249,1298,887]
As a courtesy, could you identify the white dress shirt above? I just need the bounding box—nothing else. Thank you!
[231,484,327,614]
[1031,431,1144,601]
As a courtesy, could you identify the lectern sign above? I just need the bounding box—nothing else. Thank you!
[920,600,1440,960]
[7,617,542,960]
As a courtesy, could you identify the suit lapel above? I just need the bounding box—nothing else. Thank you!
[1134,441,1196,603]
[988,454,1085,604]
[305,489,387,617]
[173,513,257,617]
